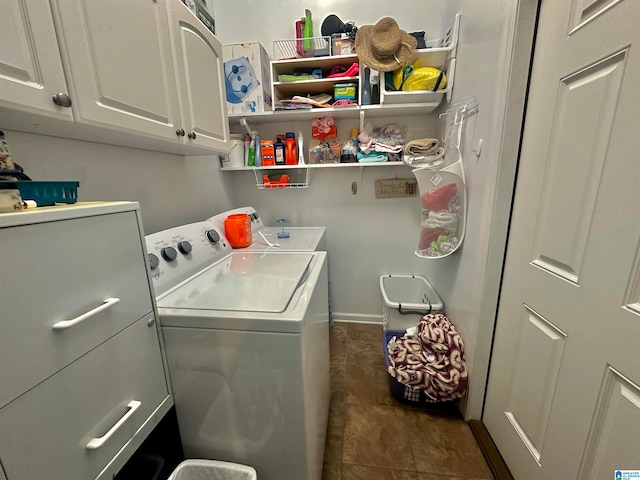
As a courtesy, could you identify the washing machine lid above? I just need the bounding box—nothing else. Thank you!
[257,226,325,250]
[157,252,314,313]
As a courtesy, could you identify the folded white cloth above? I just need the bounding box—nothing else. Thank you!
[422,211,459,231]
[404,138,440,156]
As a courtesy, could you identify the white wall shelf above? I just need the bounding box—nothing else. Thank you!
[221,162,408,172]
[229,103,439,126]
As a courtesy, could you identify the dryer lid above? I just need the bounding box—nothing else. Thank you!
[157,252,314,313]
[259,226,325,250]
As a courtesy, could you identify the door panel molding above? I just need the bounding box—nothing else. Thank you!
[578,365,640,478]
[504,305,567,463]
[531,49,627,284]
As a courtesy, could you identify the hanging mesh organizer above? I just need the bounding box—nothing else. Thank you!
[412,97,475,259]
[413,146,466,259]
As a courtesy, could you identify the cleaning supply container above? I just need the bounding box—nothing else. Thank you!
[224,213,252,248]
[222,134,245,168]
[285,132,297,165]
[167,459,257,480]
[379,274,443,331]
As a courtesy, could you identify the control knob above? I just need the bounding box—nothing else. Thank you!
[161,246,178,262]
[148,253,160,270]
[177,240,192,255]
[205,229,220,245]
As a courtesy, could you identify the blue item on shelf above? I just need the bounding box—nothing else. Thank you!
[2,181,80,206]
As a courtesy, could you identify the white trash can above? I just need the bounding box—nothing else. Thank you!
[380,275,443,331]
[167,460,257,480]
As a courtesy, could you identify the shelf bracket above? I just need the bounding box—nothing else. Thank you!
[239,116,253,136]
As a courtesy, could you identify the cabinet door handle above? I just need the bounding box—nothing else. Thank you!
[86,400,141,450]
[52,92,72,108]
[187,131,197,140]
[176,128,185,137]
[52,297,120,331]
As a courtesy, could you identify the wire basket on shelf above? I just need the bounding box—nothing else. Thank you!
[274,36,331,60]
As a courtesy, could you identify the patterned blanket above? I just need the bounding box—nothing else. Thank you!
[387,313,468,402]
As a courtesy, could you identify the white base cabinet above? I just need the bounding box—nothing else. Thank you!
[0,202,172,480]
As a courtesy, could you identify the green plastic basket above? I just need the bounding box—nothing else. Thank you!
[1,181,80,206]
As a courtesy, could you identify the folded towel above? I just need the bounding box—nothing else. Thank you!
[404,138,440,156]
[357,151,388,163]
[422,211,459,231]
[421,183,457,211]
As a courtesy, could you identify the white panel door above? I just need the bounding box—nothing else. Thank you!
[51,0,181,140]
[0,0,72,119]
[484,1,640,479]
[167,1,229,153]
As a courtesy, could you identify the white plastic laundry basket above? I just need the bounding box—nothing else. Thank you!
[380,275,443,331]
[167,460,257,480]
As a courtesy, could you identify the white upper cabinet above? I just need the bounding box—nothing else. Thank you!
[50,0,182,141]
[0,0,229,155]
[0,0,72,120]
[167,0,229,152]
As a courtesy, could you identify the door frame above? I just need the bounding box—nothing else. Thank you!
[465,0,540,420]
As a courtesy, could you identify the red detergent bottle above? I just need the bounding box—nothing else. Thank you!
[285,132,297,165]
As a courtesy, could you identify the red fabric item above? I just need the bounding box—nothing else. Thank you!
[418,227,448,250]
[421,183,457,211]
[387,313,468,403]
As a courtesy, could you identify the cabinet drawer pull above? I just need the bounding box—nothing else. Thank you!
[52,297,120,331]
[86,400,141,450]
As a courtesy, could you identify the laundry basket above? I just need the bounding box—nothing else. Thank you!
[167,460,257,480]
[380,275,443,331]
[383,329,438,406]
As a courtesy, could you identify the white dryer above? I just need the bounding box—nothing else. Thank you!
[145,221,330,480]
[209,206,326,251]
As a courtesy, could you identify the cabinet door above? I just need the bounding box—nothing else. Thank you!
[0,0,72,120]
[0,210,154,408]
[167,1,230,152]
[0,315,169,480]
[50,0,182,141]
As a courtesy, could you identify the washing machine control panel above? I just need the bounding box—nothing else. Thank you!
[145,221,231,297]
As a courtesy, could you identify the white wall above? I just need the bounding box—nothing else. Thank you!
[1,0,533,421]
[5,130,233,234]
[215,0,533,420]
[213,0,444,56]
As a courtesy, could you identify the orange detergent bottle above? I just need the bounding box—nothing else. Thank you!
[285,132,297,165]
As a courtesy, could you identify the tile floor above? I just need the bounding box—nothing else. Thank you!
[323,322,494,480]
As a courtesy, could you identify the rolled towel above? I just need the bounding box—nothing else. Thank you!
[418,227,448,250]
[422,211,459,231]
[404,138,440,156]
[421,183,457,211]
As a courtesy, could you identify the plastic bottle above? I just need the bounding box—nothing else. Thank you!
[285,132,297,165]
[244,133,251,166]
[254,132,262,167]
[340,128,359,163]
[361,67,372,105]
[297,131,305,165]
[274,135,285,165]
[247,132,256,167]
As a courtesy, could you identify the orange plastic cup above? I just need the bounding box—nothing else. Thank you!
[224,213,252,248]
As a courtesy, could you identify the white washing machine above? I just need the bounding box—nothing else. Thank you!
[145,221,330,480]
[209,206,326,251]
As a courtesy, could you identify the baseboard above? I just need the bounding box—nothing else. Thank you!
[468,420,514,480]
[331,312,382,324]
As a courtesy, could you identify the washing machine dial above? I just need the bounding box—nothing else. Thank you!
[161,246,178,262]
[177,240,192,255]
[205,229,220,245]
[148,253,160,270]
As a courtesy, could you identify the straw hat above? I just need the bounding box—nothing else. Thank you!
[355,17,417,72]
